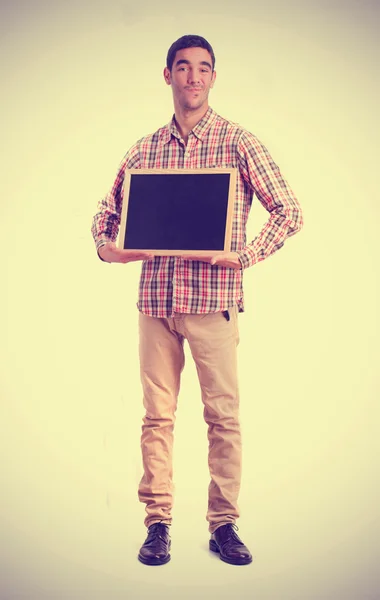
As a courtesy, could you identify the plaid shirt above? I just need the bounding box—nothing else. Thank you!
[91,106,303,317]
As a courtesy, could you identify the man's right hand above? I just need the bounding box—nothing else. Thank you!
[98,242,155,264]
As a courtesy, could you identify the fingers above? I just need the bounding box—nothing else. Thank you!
[100,244,154,263]
[117,250,155,263]
[180,254,214,263]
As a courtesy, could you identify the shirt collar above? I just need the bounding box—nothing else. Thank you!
[159,106,217,145]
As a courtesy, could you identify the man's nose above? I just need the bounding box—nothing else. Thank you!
[187,70,200,84]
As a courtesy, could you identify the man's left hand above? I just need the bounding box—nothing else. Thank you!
[180,252,242,270]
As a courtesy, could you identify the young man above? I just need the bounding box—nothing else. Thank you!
[91,34,303,566]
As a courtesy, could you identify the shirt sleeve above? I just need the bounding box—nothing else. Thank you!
[91,143,141,260]
[236,130,303,270]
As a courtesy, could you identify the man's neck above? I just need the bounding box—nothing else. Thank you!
[174,104,210,145]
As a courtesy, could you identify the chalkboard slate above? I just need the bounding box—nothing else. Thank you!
[118,168,236,256]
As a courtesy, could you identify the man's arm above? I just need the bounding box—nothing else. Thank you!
[236,130,303,270]
[91,144,153,264]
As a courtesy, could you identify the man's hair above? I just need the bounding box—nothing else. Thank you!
[166,34,215,72]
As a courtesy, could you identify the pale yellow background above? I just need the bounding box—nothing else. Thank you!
[1,0,379,598]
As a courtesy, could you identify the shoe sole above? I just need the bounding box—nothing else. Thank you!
[138,553,171,566]
[209,539,252,565]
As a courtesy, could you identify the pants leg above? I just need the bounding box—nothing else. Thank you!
[183,306,241,533]
[137,312,185,528]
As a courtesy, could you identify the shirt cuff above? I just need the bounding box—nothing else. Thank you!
[237,247,256,270]
[96,239,111,262]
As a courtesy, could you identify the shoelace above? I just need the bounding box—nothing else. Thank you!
[147,523,170,547]
[219,524,245,551]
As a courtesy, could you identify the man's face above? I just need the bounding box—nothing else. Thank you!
[164,47,216,112]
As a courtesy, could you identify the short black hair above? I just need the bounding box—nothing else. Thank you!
[166,34,215,72]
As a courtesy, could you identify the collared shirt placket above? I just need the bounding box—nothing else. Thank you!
[172,134,196,315]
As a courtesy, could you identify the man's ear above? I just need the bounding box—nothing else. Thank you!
[163,67,171,86]
[210,70,217,88]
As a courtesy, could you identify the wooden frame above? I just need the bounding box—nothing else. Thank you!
[117,168,237,256]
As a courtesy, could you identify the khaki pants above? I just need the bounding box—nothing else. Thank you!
[137,306,241,533]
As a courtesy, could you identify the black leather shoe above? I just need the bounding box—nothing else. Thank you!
[138,523,171,565]
[210,524,252,565]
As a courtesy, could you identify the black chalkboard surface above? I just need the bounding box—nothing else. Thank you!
[118,168,237,256]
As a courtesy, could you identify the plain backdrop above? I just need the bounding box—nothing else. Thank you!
[1,0,379,598]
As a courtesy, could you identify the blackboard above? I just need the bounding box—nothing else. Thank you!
[118,168,237,256]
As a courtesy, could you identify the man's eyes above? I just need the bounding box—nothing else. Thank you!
[178,67,209,73]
